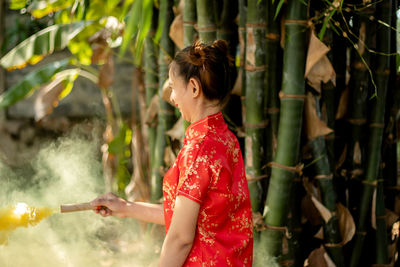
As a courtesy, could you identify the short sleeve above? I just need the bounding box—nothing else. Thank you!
[177,141,212,204]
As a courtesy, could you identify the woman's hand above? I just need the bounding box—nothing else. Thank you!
[90,192,128,218]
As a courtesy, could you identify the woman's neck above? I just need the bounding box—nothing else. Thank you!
[190,103,221,123]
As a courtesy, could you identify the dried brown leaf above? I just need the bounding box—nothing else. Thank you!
[311,196,332,223]
[336,145,347,170]
[91,41,109,64]
[34,81,65,122]
[335,87,349,120]
[161,78,174,106]
[305,246,329,267]
[395,195,400,215]
[386,209,399,229]
[232,69,242,96]
[145,94,159,125]
[353,141,362,165]
[357,22,366,55]
[337,203,355,245]
[166,116,184,141]
[306,55,336,93]
[169,14,184,50]
[304,92,333,139]
[246,27,255,66]
[301,195,323,226]
[98,55,114,88]
[305,31,330,78]
[371,188,377,230]
[164,146,177,168]
[314,227,324,239]
[245,135,253,168]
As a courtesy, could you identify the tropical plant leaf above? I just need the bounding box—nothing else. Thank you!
[34,68,79,121]
[0,22,87,70]
[0,59,69,108]
[119,0,143,57]
[28,0,74,19]
[9,0,27,9]
[108,123,133,197]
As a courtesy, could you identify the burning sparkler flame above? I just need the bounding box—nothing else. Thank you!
[13,203,29,216]
[0,203,54,245]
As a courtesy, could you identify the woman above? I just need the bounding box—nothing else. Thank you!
[91,40,253,266]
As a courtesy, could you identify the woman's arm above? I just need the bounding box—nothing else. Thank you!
[159,196,200,267]
[90,192,165,225]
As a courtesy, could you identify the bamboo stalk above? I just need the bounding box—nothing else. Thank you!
[151,0,175,202]
[183,0,197,47]
[238,0,246,98]
[144,12,158,173]
[196,0,216,43]
[244,0,267,213]
[260,0,308,258]
[264,0,282,195]
[350,1,392,265]
[217,0,238,56]
[383,0,399,211]
[308,135,345,266]
[344,6,374,213]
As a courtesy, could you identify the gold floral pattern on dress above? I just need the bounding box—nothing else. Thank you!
[163,112,253,266]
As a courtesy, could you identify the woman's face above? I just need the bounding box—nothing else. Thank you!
[168,65,194,122]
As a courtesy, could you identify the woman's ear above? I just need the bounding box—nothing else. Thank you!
[189,77,201,98]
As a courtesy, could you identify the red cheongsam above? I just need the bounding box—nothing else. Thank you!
[163,112,253,266]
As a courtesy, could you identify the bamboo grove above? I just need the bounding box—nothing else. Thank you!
[0,0,400,266]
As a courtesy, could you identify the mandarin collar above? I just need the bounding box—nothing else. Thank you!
[184,112,225,142]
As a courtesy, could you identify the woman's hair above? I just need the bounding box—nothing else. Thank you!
[171,40,234,105]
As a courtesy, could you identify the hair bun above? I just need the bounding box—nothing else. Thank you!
[189,41,207,67]
[211,40,233,66]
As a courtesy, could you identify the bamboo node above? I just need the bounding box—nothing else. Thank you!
[347,118,367,125]
[265,223,292,239]
[324,242,343,248]
[244,64,267,72]
[284,19,309,26]
[375,69,390,76]
[245,23,267,29]
[246,173,269,182]
[244,120,269,129]
[266,33,280,41]
[356,231,367,236]
[268,162,304,175]
[352,61,367,70]
[324,133,335,140]
[265,107,280,114]
[196,25,217,32]
[279,260,295,266]
[279,91,306,100]
[314,174,333,180]
[362,180,378,187]
[369,123,385,128]
[182,20,196,25]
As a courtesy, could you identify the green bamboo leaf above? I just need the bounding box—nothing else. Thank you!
[273,0,284,20]
[28,0,74,19]
[154,0,165,43]
[0,59,69,108]
[0,22,87,70]
[134,0,154,65]
[119,0,143,57]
